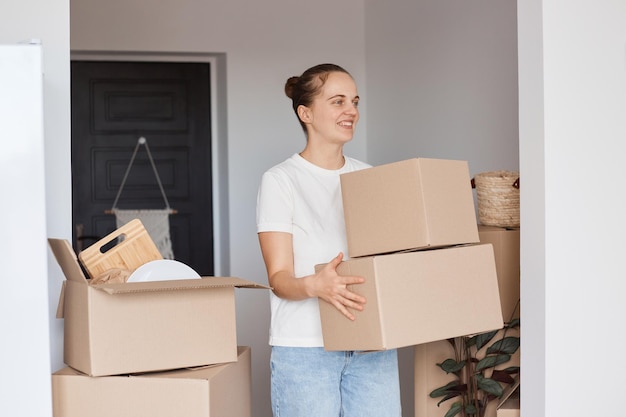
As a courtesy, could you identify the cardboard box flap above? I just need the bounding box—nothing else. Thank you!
[48,238,89,283]
[93,276,269,295]
[56,280,67,319]
[48,238,269,292]
[52,346,247,378]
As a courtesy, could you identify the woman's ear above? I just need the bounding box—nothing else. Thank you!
[297,105,312,124]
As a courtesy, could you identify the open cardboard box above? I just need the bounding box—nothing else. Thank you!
[340,158,479,258]
[52,346,252,417]
[49,238,268,377]
[317,243,503,351]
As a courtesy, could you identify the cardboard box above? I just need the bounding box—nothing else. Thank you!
[340,158,479,258]
[413,340,460,417]
[496,377,520,417]
[318,244,503,351]
[497,404,520,417]
[52,346,252,417]
[412,226,519,417]
[49,238,267,376]
[478,225,520,319]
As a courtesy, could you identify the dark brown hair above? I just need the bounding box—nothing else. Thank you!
[285,63,352,131]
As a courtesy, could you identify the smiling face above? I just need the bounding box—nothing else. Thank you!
[298,71,360,146]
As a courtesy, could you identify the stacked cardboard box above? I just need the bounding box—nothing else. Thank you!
[52,347,252,417]
[497,376,520,417]
[48,221,267,416]
[317,158,504,351]
[413,225,521,417]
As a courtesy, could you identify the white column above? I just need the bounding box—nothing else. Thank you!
[0,43,52,417]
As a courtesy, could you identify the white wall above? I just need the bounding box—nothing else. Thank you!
[364,0,519,174]
[364,1,519,414]
[7,1,623,416]
[0,43,51,417]
[0,2,70,417]
[517,1,546,415]
[519,1,626,416]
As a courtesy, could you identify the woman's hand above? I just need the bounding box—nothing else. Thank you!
[259,232,366,320]
[308,252,366,321]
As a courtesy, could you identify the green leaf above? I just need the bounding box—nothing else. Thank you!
[491,369,515,384]
[500,366,520,375]
[465,404,478,415]
[473,330,499,350]
[476,375,504,397]
[476,354,511,372]
[436,392,462,407]
[429,381,465,398]
[444,402,463,417]
[465,335,476,348]
[506,318,520,328]
[487,337,520,355]
[437,359,466,374]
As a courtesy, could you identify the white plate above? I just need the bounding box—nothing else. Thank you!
[127,259,201,282]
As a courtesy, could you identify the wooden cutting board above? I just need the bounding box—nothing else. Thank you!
[78,219,163,279]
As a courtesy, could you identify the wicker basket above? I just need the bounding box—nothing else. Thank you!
[473,170,520,228]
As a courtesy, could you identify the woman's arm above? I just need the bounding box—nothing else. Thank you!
[258,231,367,321]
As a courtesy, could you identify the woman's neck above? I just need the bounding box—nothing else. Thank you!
[299,145,345,170]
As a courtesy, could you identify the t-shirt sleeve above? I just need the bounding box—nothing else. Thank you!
[256,170,294,234]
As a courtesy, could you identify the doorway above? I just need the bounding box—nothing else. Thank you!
[71,60,214,275]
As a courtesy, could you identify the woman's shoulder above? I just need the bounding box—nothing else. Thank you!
[344,156,372,171]
[263,153,301,175]
[260,154,308,189]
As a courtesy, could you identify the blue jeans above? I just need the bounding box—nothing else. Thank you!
[270,346,401,417]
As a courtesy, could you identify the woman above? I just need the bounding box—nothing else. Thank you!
[256,63,401,416]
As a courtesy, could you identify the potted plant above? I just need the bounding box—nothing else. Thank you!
[429,305,520,417]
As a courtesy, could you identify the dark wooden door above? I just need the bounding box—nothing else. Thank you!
[71,61,214,275]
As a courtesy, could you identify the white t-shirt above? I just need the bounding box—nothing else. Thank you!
[256,153,371,347]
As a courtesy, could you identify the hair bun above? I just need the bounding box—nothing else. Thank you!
[284,76,299,99]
